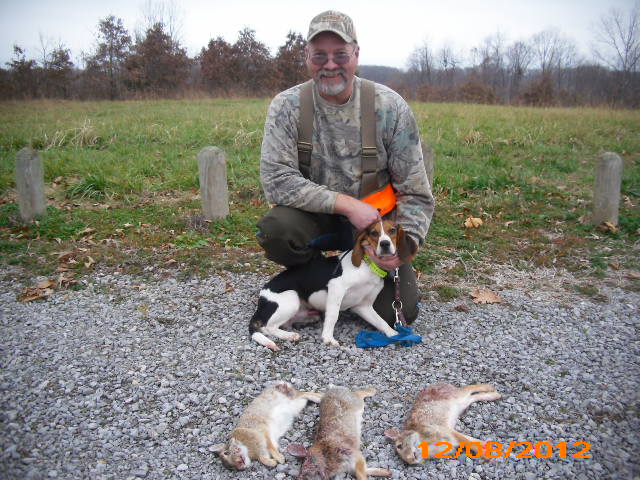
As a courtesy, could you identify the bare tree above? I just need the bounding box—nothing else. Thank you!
[37,33,54,70]
[531,28,568,74]
[406,39,435,93]
[137,0,184,46]
[469,32,508,101]
[506,40,533,100]
[435,42,461,88]
[592,2,640,72]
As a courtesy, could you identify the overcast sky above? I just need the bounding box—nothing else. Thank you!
[0,0,635,70]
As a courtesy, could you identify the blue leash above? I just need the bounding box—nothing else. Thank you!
[356,268,422,348]
[356,324,422,348]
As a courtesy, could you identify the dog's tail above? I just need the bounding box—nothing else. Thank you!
[249,296,280,351]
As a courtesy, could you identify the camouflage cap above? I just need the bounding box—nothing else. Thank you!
[307,10,357,44]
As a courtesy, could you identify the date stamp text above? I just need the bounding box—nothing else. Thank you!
[418,441,591,460]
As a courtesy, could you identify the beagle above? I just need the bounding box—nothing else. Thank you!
[250,220,418,350]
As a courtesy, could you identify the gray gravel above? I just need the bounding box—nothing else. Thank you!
[1,265,639,480]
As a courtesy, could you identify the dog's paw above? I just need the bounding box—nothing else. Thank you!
[281,331,300,342]
[322,336,340,348]
[273,451,285,464]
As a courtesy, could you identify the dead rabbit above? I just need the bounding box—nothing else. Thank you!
[288,386,392,479]
[211,382,322,470]
[385,383,502,463]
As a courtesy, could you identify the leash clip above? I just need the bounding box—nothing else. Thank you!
[392,267,406,329]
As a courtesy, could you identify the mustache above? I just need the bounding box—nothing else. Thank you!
[318,68,346,78]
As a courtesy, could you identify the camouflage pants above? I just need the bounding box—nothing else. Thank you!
[256,206,420,325]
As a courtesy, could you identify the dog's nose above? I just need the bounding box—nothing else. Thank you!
[380,240,391,250]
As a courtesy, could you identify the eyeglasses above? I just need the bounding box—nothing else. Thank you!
[309,51,355,66]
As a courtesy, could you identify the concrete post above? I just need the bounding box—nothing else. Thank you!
[421,141,435,188]
[15,147,46,222]
[592,152,623,226]
[198,146,229,221]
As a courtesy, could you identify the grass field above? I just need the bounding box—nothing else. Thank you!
[1,98,639,297]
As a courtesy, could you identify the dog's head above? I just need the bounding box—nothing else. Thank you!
[352,220,418,267]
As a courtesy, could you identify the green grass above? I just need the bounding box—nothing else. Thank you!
[0,98,638,281]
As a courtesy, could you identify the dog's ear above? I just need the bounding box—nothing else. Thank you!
[397,226,418,263]
[351,229,369,267]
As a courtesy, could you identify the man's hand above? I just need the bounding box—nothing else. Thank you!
[364,246,403,270]
[334,193,380,231]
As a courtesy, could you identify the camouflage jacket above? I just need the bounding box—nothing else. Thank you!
[260,76,434,244]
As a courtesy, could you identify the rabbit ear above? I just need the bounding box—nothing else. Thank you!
[384,429,401,440]
[286,444,309,458]
[351,229,369,267]
[396,225,418,263]
[210,443,226,454]
[335,446,353,458]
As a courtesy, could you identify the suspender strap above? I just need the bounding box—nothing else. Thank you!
[297,80,314,180]
[297,78,379,198]
[359,78,379,198]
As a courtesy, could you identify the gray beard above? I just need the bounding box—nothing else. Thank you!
[316,70,348,96]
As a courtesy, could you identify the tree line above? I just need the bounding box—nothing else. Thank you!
[0,15,307,102]
[1,4,638,107]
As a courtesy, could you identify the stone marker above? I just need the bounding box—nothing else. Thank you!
[592,152,623,226]
[422,141,435,188]
[198,146,229,221]
[15,147,46,222]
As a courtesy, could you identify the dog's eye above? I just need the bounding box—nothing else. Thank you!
[388,228,397,235]
[369,230,379,237]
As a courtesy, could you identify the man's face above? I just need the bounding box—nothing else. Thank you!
[306,31,359,104]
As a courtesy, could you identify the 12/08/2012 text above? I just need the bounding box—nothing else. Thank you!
[418,441,591,459]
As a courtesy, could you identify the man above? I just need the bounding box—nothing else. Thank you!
[257,10,434,325]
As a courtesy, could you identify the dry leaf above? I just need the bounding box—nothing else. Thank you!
[19,281,56,302]
[625,272,640,280]
[78,227,95,235]
[19,288,51,302]
[471,288,502,304]
[464,217,483,228]
[597,221,619,233]
[36,279,56,289]
[454,304,470,312]
[57,272,75,288]
[84,256,96,268]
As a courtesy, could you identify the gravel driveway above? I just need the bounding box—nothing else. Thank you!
[1,265,638,480]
